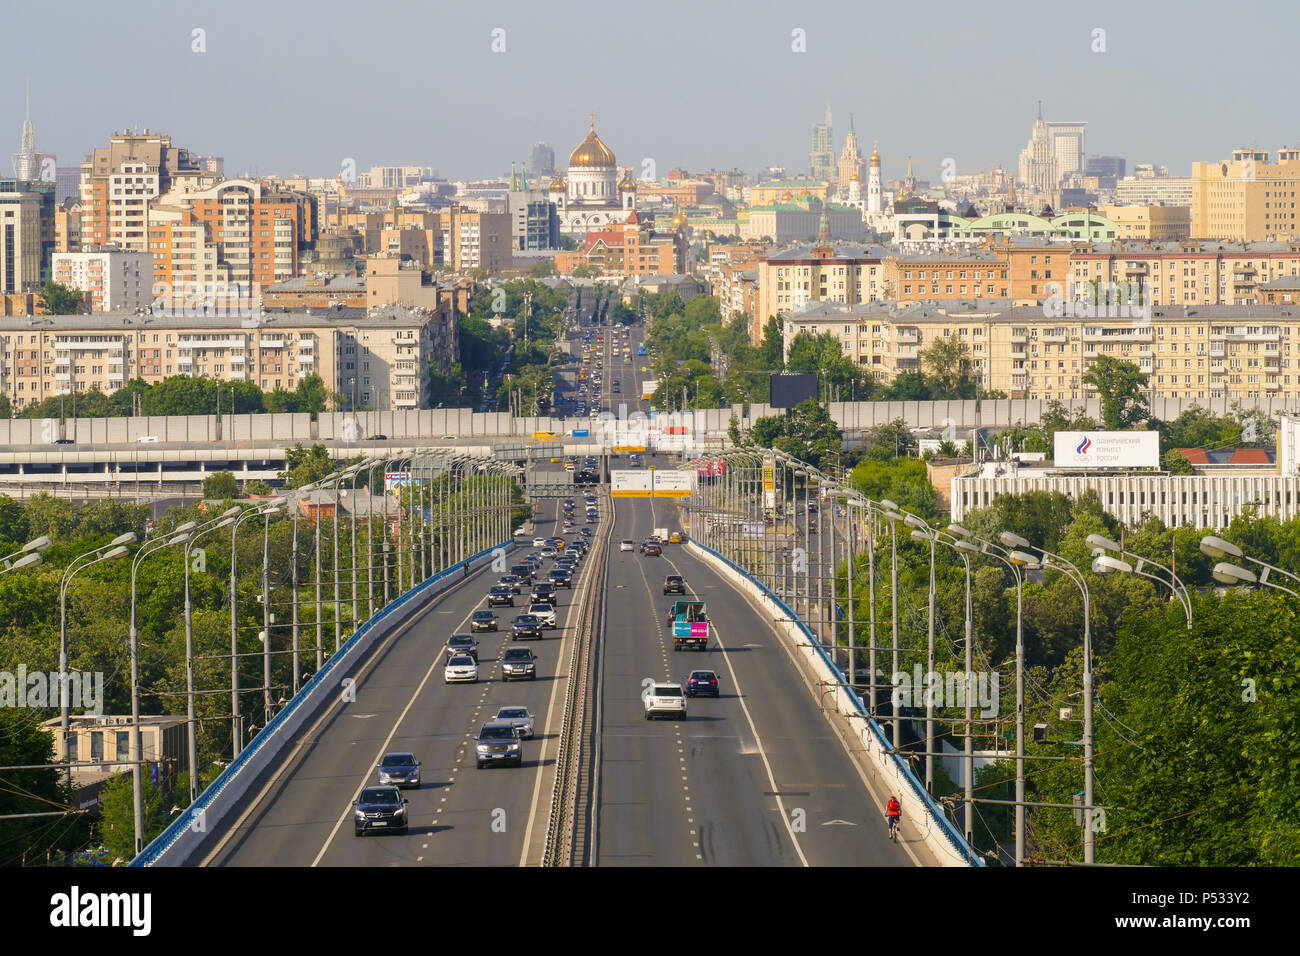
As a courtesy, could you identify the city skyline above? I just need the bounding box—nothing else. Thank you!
[4,0,1300,183]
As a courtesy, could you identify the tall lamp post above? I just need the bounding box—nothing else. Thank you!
[184,513,239,802]
[1088,533,1193,626]
[127,521,197,853]
[229,500,283,760]
[59,532,136,787]
[1000,529,1096,865]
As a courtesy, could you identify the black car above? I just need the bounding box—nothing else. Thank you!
[531,582,557,604]
[685,670,720,698]
[509,563,534,582]
[664,575,685,595]
[643,542,662,557]
[487,585,514,607]
[511,613,544,640]
[354,785,409,835]
[548,568,572,589]
[447,633,479,661]
[498,574,523,594]
[501,646,537,680]
[471,610,499,632]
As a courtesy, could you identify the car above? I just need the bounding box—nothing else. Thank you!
[475,721,524,768]
[53,438,75,445]
[582,527,595,537]
[668,531,683,544]
[500,648,537,682]
[487,585,514,607]
[548,568,572,588]
[563,518,576,528]
[541,547,557,559]
[620,539,635,552]
[643,682,687,720]
[528,603,558,629]
[377,752,422,788]
[531,582,557,604]
[354,785,409,835]
[511,613,544,640]
[808,502,819,514]
[509,563,534,582]
[444,654,479,683]
[137,435,160,444]
[470,610,499,632]
[663,575,685,595]
[685,670,720,698]
[498,574,523,594]
[585,511,599,521]
[643,542,662,557]
[447,633,479,661]
[496,707,538,738]
[370,434,389,441]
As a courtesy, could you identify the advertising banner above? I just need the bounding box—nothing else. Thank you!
[1054,431,1159,468]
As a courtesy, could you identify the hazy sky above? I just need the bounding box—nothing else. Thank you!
[4,0,1298,184]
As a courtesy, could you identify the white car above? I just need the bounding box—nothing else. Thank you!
[495,706,536,739]
[643,682,687,720]
[444,655,478,683]
[528,603,558,629]
[620,540,635,552]
[533,537,547,548]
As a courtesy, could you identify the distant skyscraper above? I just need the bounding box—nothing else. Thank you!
[1046,121,1087,181]
[836,114,866,193]
[529,142,555,179]
[810,104,834,182]
[1018,102,1057,195]
[11,80,37,181]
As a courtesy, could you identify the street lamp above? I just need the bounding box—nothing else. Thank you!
[1087,533,1192,626]
[999,529,1097,865]
[900,510,938,794]
[127,520,199,853]
[1200,534,1300,597]
[59,532,136,787]
[229,501,282,760]
[1,534,52,573]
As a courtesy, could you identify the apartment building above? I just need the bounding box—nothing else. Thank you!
[54,198,82,253]
[553,212,685,276]
[1068,240,1300,306]
[885,250,1012,304]
[1096,204,1191,240]
[52,247,153,312]
[0,181,43,294]
[79,130,214,251]
[0,306,455,411]
[1113,177,1193,207]
[1190,147,1300,241]
[756,243,888,344]
[778,299,1300,404]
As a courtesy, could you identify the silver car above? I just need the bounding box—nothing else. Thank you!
[377,751,421,788]
[495,706,535,738]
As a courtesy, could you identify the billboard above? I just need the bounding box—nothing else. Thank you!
[652,470,693,497]
[769,373,819,409]
[610,470,652,496]
[1053,431,1159,469]
[641,378,658,400]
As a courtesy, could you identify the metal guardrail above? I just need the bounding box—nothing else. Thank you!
[541,494,611,866]
[690,538,983,867]
[130,539,510,866]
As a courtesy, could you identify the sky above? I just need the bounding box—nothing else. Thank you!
[3,0,1298,185]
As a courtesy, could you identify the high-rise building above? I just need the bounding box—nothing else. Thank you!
[528,142,555,179]
[52,248,154,312]
[810,105,834,182]
[1190,147,1300,241]
[836,114,866,193]
[1018,104,1057,196]
[79,130,211,251]
[1085,155,1126,188]
[0,180,42,294]
[1046,121,1087,181]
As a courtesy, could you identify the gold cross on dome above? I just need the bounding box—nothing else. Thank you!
[589,110,596,128]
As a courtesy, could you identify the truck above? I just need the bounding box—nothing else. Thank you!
[666,599,709,651]
[653,527,668,541]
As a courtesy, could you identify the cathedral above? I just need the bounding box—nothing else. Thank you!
[548,115,638,237]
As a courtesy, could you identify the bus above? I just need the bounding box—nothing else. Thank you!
[666,599,709,651]
[636,345,647,356]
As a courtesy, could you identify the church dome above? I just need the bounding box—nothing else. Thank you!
[549,169,566,191]
[869,141,881,166]
[850,173,861,182]
[619,171,637,191]
[670,208,688,229]
[781,191,793,203]
[569,124,616,168]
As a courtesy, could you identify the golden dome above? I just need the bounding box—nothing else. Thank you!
[870,140,881,166]
[799,189,812,200]
[781,191,794,203]
[850,173,861,182]
[670,209,688,229]
[548,169,566,191]
[568,123,616,168]
[619,171,637,191]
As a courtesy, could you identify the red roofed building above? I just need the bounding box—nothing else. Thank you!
[553,211,684,276]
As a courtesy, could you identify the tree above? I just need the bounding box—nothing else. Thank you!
[1162,448,1195,475]
[1082,355,1149,430]
[203,471,240,499]
[747,399,842,470]
[921,336,978,399]
[280,443,336,489]
[862,419,916,460]
[38,281,83,316]
[246,480,273,497]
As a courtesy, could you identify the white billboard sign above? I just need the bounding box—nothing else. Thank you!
[610,470,653,497]
[651,470,693,497]
[1053,431,1159,469]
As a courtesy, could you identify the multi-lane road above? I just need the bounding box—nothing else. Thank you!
[200,460,921,866]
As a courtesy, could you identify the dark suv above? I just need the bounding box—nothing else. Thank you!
[501,646,537,681]
[487,585,514,607]
[548,567,572,589]
[446,633,479,661]
[470,610,498,632]
[663,575,685,595]
[531,581,557,604]
[354,786,409,835]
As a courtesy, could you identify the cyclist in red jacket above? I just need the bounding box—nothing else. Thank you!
[885,796,901,840]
